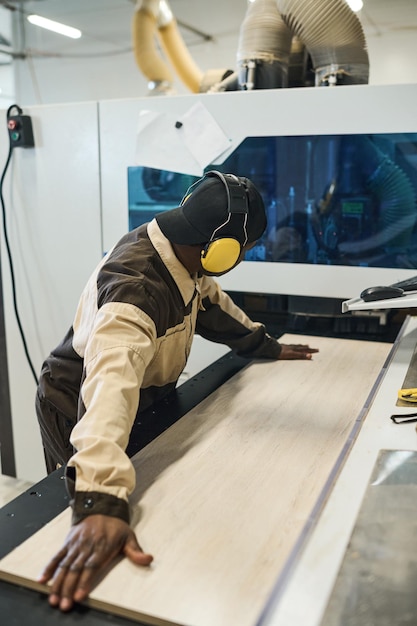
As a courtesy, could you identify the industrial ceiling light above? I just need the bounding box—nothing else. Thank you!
[346,0,363,11]
[26,15,82,39]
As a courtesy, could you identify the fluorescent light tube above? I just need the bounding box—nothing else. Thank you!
[27,14,82,39]
[346,0,363,11]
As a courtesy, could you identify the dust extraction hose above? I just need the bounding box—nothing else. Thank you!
[132,1,173,92]
[236,0,293,90]
[132,0,203,93]
[277,0,369,85]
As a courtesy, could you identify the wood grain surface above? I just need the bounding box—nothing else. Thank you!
[0,334,391,626]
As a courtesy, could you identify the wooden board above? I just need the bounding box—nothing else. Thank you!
[0,334,391,626]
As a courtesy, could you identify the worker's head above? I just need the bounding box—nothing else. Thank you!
[156,171,266,276]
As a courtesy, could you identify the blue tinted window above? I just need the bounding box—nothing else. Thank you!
[128,133,417,269]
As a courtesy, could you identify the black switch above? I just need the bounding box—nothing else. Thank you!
[7,114,35,148]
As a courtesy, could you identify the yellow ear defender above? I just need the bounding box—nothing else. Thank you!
[201,237,242,274]
[199,171,249,275]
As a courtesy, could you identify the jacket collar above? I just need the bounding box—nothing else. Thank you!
[147,219,198,306]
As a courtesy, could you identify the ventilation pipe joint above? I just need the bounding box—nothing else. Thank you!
[236,0,292,90]
[315,63,370,86]
[135,0,173,27]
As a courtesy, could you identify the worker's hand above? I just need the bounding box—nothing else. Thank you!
[37,514,153,612]
[278,343,319,360]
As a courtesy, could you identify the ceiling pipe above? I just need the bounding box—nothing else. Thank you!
[132,0,205,94]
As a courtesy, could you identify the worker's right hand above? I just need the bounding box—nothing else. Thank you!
[278,343,319,360]
[37,514,153,612]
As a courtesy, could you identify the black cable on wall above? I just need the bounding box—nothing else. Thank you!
[0,254,15,477]
[0,104,38,386]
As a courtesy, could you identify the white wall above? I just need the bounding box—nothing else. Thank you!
[0,7,14,109]
[367,30,417,85]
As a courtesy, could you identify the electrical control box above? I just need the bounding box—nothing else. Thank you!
[7,114,35,148]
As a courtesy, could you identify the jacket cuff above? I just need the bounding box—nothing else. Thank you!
[65,465,130,525]
[70,491,130,525]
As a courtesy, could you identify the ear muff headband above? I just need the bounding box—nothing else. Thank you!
[200,171,249,274]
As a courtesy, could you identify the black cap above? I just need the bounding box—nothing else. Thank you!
[156,172,266,246]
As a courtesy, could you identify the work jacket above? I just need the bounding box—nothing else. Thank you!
[38,219,282,524]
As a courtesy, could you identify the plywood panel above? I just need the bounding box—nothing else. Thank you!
[0,335,391,626]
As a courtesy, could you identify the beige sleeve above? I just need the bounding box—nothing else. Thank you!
[68,302,157,502]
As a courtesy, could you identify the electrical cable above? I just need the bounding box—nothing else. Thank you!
[0,104,39,386]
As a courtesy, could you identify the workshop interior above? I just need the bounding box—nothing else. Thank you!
[1,0,417,625]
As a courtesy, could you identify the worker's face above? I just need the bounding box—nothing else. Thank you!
[237,241,256,264]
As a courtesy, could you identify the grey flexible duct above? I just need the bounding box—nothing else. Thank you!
[277,0,369,85]
[287,36,314,88]
[236,0,293,90]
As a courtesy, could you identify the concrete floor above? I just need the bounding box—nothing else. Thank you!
[0,475,34,508]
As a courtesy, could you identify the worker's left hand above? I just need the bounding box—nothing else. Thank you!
[278,343,319,360]
[37,514,153,612]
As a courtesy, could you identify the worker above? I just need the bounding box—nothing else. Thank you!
[35,170,318,611]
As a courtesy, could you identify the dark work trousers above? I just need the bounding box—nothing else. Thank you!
[35,390,76,474]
